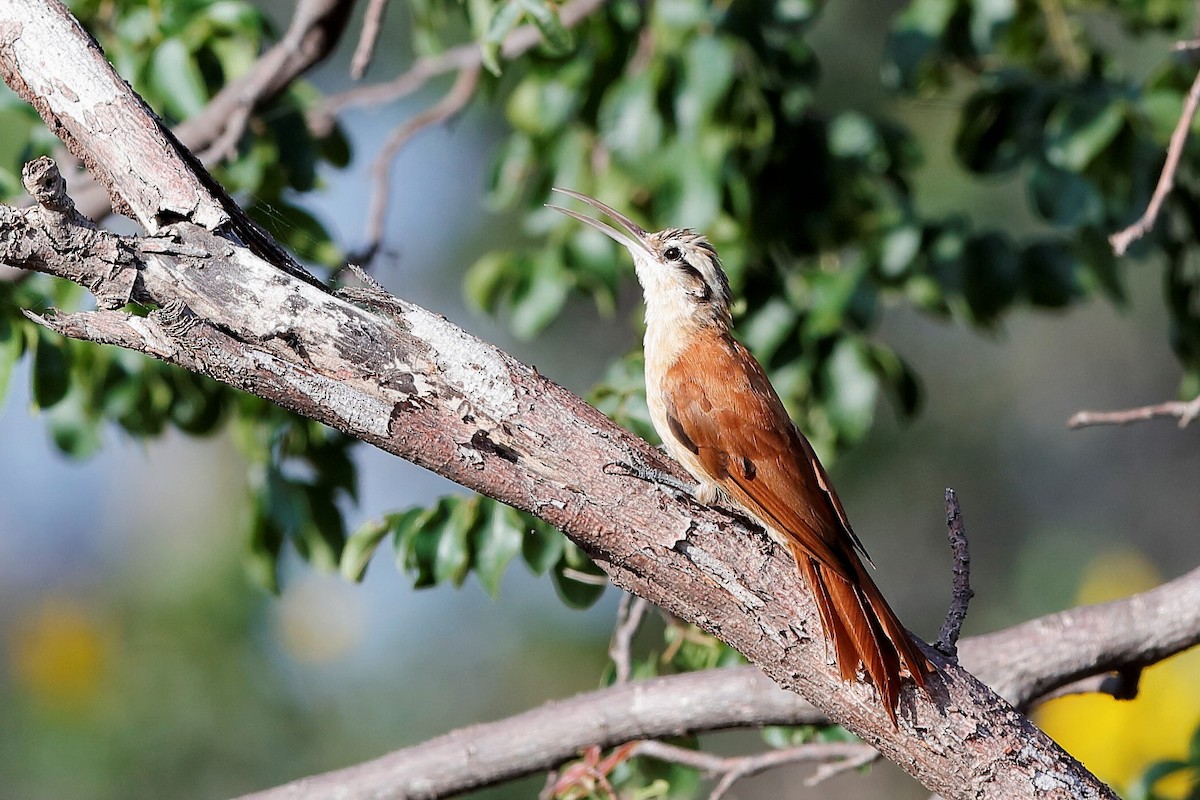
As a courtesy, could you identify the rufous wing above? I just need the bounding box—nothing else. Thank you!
[659,330,932,721]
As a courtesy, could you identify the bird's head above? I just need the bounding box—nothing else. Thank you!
[548,188,732,330]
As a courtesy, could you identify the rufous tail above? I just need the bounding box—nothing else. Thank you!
[794,546,933,724]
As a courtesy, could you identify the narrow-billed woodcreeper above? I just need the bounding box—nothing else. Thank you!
[549,189,933,722]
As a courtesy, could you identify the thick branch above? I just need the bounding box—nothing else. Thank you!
[0,3,1117,798]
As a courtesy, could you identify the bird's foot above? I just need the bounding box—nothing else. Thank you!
[603,459,697,502]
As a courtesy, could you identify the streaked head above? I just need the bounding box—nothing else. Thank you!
[548,188,732,329]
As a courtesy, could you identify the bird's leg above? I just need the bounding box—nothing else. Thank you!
[604,445,761,529]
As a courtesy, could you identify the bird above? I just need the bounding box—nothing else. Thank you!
[548,188,933,722]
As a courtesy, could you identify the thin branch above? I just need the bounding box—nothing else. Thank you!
[231,565,1200,800]
[350,0,391,80]
[1034,665,1143,705]
[200,0,356,163]
[935,488,973,660]
[1109,65,1200,256]
[630,740,878,800]
[356,65,480,264]
[70,0,358,222]
[1068,396,1200,429]
[804,746,880,787]
[318,0,608,117]
[609,594,649,684]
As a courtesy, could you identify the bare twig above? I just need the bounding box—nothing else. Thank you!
[355,65,479,264]
[319,0,608,117]
[609,594,649,684]
[200,0,356,163]
[1068,396,1200,429]
[805,746,880,787]
[630,739,877,799]
[935,488,973,660]
[350,0,391,79]
[1109,66,1200,255]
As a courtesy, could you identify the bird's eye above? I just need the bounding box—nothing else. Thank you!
[663,246,682,261]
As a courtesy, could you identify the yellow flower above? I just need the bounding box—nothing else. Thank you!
[1035,550,1200,798]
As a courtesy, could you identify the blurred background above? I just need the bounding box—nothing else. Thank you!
[2,0,1199,798]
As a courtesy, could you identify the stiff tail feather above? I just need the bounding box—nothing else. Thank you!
[795,546,932,724]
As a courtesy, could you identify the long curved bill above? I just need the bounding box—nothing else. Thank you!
[546,188,655,257]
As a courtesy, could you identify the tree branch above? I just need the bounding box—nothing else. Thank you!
[356,65,481,264]
[349,0,391,80]
[1068,396,1200,429]
[628,739,878,799]
[0,2,1123,798]
[1109,63,1200,256]
[934,488,973,660]
[608,594,649,684]
[66,0,359,223]
[316,0,609,118]
[236,565,1200,800]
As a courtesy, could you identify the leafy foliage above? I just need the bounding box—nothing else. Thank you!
[0,0,353,591]
[342,494,607,607]
[1130,720,1200,800]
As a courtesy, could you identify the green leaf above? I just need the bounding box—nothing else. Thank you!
[962,231,1020,324]
[246,501,284,594]
[968,0,1016,55]
[522,518,564,574]
[465,251,519,314]
[1029,163,1103,227]
[149,37,209,119]
[955,81,1046,175]
[1045,96,1126,172]
[678,37,736,129]
[551,540,606,608]
[248,200,341,269]
[434,495,478,586]
[881,0,957,91]
[31,329,70,410]
[517,0,574,55]
[46,390,103,458]
[297,483,345,571]
[598,72,664,161]
[509,253,570,339]
[472,501,524,597]
[0,312,23,410]
[506,72,581,138]
[822,338,879,442]
[1020,240,1079,308]
[341,518,390,582]
[394,502,450,587]
[482,0,523,76]
[486,134,535,207]
[1130,759,1190,800]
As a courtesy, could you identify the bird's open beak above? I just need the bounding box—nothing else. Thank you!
[546,188,655,257]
